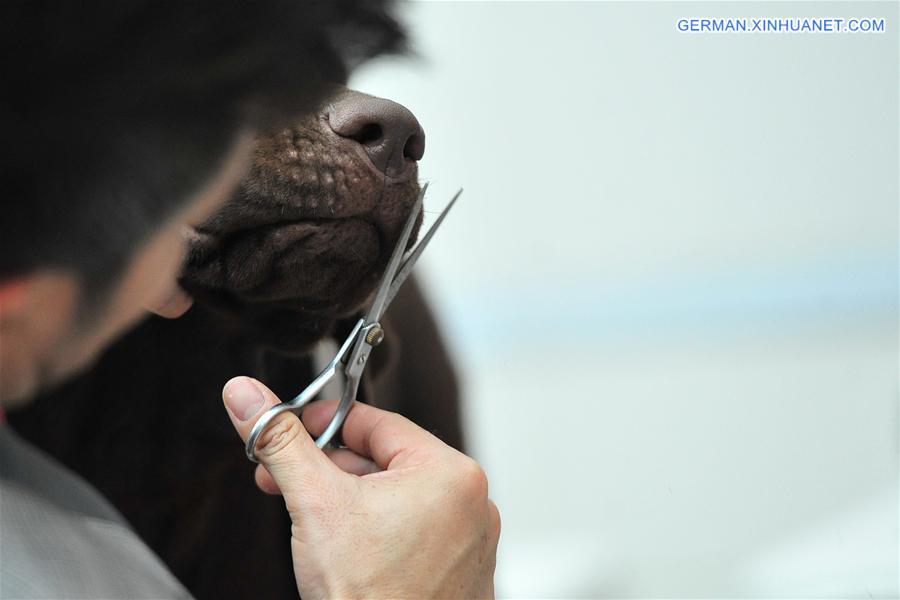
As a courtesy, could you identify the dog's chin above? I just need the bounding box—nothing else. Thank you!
[180,218,385,354]
[188,298,365,355]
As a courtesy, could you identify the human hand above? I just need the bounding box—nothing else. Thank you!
[222,376,500,599]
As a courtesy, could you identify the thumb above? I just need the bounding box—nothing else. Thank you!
[222,376,341,511]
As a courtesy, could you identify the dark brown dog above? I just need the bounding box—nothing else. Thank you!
[9,89,463,600]
[182,86,426,352]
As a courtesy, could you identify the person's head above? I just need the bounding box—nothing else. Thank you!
[0,0,405,406]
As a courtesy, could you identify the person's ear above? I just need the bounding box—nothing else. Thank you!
[0,272,80,406]
[146,283,194,319]
[0,278,31,316]
[0,273,79,332]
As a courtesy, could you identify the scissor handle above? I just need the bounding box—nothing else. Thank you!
[244,319,364,462]
[314,369,362,450]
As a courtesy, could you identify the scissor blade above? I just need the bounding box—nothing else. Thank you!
[363,184,427,325]
[382,188,461,312]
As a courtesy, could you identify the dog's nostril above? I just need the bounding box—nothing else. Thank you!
[328,90,426,179]
[350,123,383,146]
[403,133,425,162]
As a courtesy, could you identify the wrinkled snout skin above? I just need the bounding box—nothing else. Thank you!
[180,88,425,353]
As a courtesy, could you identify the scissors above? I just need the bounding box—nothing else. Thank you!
[245,184,461,462]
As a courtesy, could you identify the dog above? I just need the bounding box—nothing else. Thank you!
[9,89,463,600]
[181,87,426,353]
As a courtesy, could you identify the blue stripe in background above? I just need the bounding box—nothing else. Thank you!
[438,252,898,354]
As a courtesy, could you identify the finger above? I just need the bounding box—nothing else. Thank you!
[324,448,381,476]
[301,400,449,471]
[223,376,341,511]
[255,464,282,495]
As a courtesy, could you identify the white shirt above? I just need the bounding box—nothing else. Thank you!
[0,426,192,599]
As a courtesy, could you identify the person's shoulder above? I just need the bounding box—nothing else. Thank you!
[1,431,193,599]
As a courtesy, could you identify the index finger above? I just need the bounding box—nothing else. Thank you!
[302,400,449,471]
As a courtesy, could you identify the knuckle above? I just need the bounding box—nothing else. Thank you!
[256,413,307,459]
[455,457,489,500]
[487,499,502,540]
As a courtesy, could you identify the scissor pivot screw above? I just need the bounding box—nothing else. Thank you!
[365,324,385,346]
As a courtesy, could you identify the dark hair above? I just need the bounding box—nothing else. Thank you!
[0,0,405,291]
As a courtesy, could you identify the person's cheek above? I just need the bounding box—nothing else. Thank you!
[48,223,192,387]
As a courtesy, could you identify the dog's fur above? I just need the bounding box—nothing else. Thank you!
[182,88,423,353]
[8,92,463,600]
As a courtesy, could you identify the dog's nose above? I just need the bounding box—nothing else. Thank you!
[327,90,425,179]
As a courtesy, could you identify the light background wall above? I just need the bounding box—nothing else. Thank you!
[350,2,899,597]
